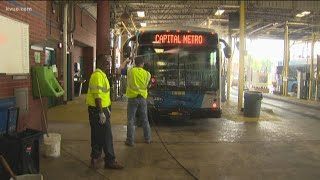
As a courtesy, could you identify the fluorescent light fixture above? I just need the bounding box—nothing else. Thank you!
[155,48,164,53]
[296,14,304,18]
[45,47,54,51]
[137,11,145,17]
[31,45,43,51]
[140,22,147,27]
[215,9,225,16]
[302,11,310,15]
[157,61,166,66]
[296,11,311,17]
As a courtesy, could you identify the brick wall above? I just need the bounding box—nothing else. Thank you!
[0,1,97,131]
[72,5,96,83]
[73,5,96,50]
[47,3,96,98]
[0,1,47,131]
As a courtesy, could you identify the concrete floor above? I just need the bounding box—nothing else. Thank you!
[40,94,320,180]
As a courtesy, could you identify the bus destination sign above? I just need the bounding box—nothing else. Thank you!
[154,34,204,45]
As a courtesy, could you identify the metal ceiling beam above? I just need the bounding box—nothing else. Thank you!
[135,12,213,16]
[247,23,275,35]
[113,1,239,6]
[81,1,320,40]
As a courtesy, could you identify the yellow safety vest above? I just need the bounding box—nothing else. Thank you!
[86,68,111,107]
[126,67,151,99]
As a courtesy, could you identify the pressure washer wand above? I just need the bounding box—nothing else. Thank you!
[36,74,49,137]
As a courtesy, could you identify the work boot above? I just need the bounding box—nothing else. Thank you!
[90,158,100,169]
[105,160,124,169]
[124,140,134,147]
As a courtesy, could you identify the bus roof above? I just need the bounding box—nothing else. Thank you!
[138,25,217,33]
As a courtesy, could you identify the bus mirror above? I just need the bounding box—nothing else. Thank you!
[123,46,131,58]
[223,46,231,59]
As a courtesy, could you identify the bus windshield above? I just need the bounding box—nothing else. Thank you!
[140,46,219,91]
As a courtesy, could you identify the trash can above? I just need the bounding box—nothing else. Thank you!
[0,129,42,179]
[244,91,263,117]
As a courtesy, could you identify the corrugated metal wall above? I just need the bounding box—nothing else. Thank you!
[295,1,320,11]
[250,1,320,12]
[257,1,293,9]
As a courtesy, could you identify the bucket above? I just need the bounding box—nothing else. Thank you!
[10,174,43,180]
[43,133,61,158]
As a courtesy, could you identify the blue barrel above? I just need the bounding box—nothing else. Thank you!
[244,91,263,117]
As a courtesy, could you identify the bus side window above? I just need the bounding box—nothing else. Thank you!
[123,35,136,59]
[123,46,131,59]
[210,51,216,66]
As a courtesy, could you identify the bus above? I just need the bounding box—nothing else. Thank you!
[275,63,319,98]
[123,26,231,120]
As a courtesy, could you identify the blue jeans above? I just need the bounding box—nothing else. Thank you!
[88,106,115,165]
[126,97,151,144]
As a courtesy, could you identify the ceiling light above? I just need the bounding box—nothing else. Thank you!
[296,14,304,18]
[215,9,225,16]
[137,11,145,17]
[301,11,310,15]
[296,11,311,17]
[157,61,166,66]
[140,22,147,27]
[155,49,164,53]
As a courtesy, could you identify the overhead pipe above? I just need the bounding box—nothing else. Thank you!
[120,28,125,35]
[247,23,274,35]
[289,26,311,34]
[219,5,240,8]
[287,22,320,27]
[245,20,263,29]
[244,22,320,37]
[208,19,229,22]
[301,33,320,42]
[276,22,320,28]
[231,20,263,37]
[121,21,132,36]
[129,14,137,32]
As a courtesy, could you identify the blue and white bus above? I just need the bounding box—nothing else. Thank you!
[123,26,230,120]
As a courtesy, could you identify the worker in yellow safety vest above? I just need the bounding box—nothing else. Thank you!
[120,55,152,146]
[86,54,124,169]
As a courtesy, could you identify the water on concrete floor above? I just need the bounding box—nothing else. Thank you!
[41,95,320,180]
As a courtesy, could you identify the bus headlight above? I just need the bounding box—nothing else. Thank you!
[150,77,157,88]
[212,102,218,109]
